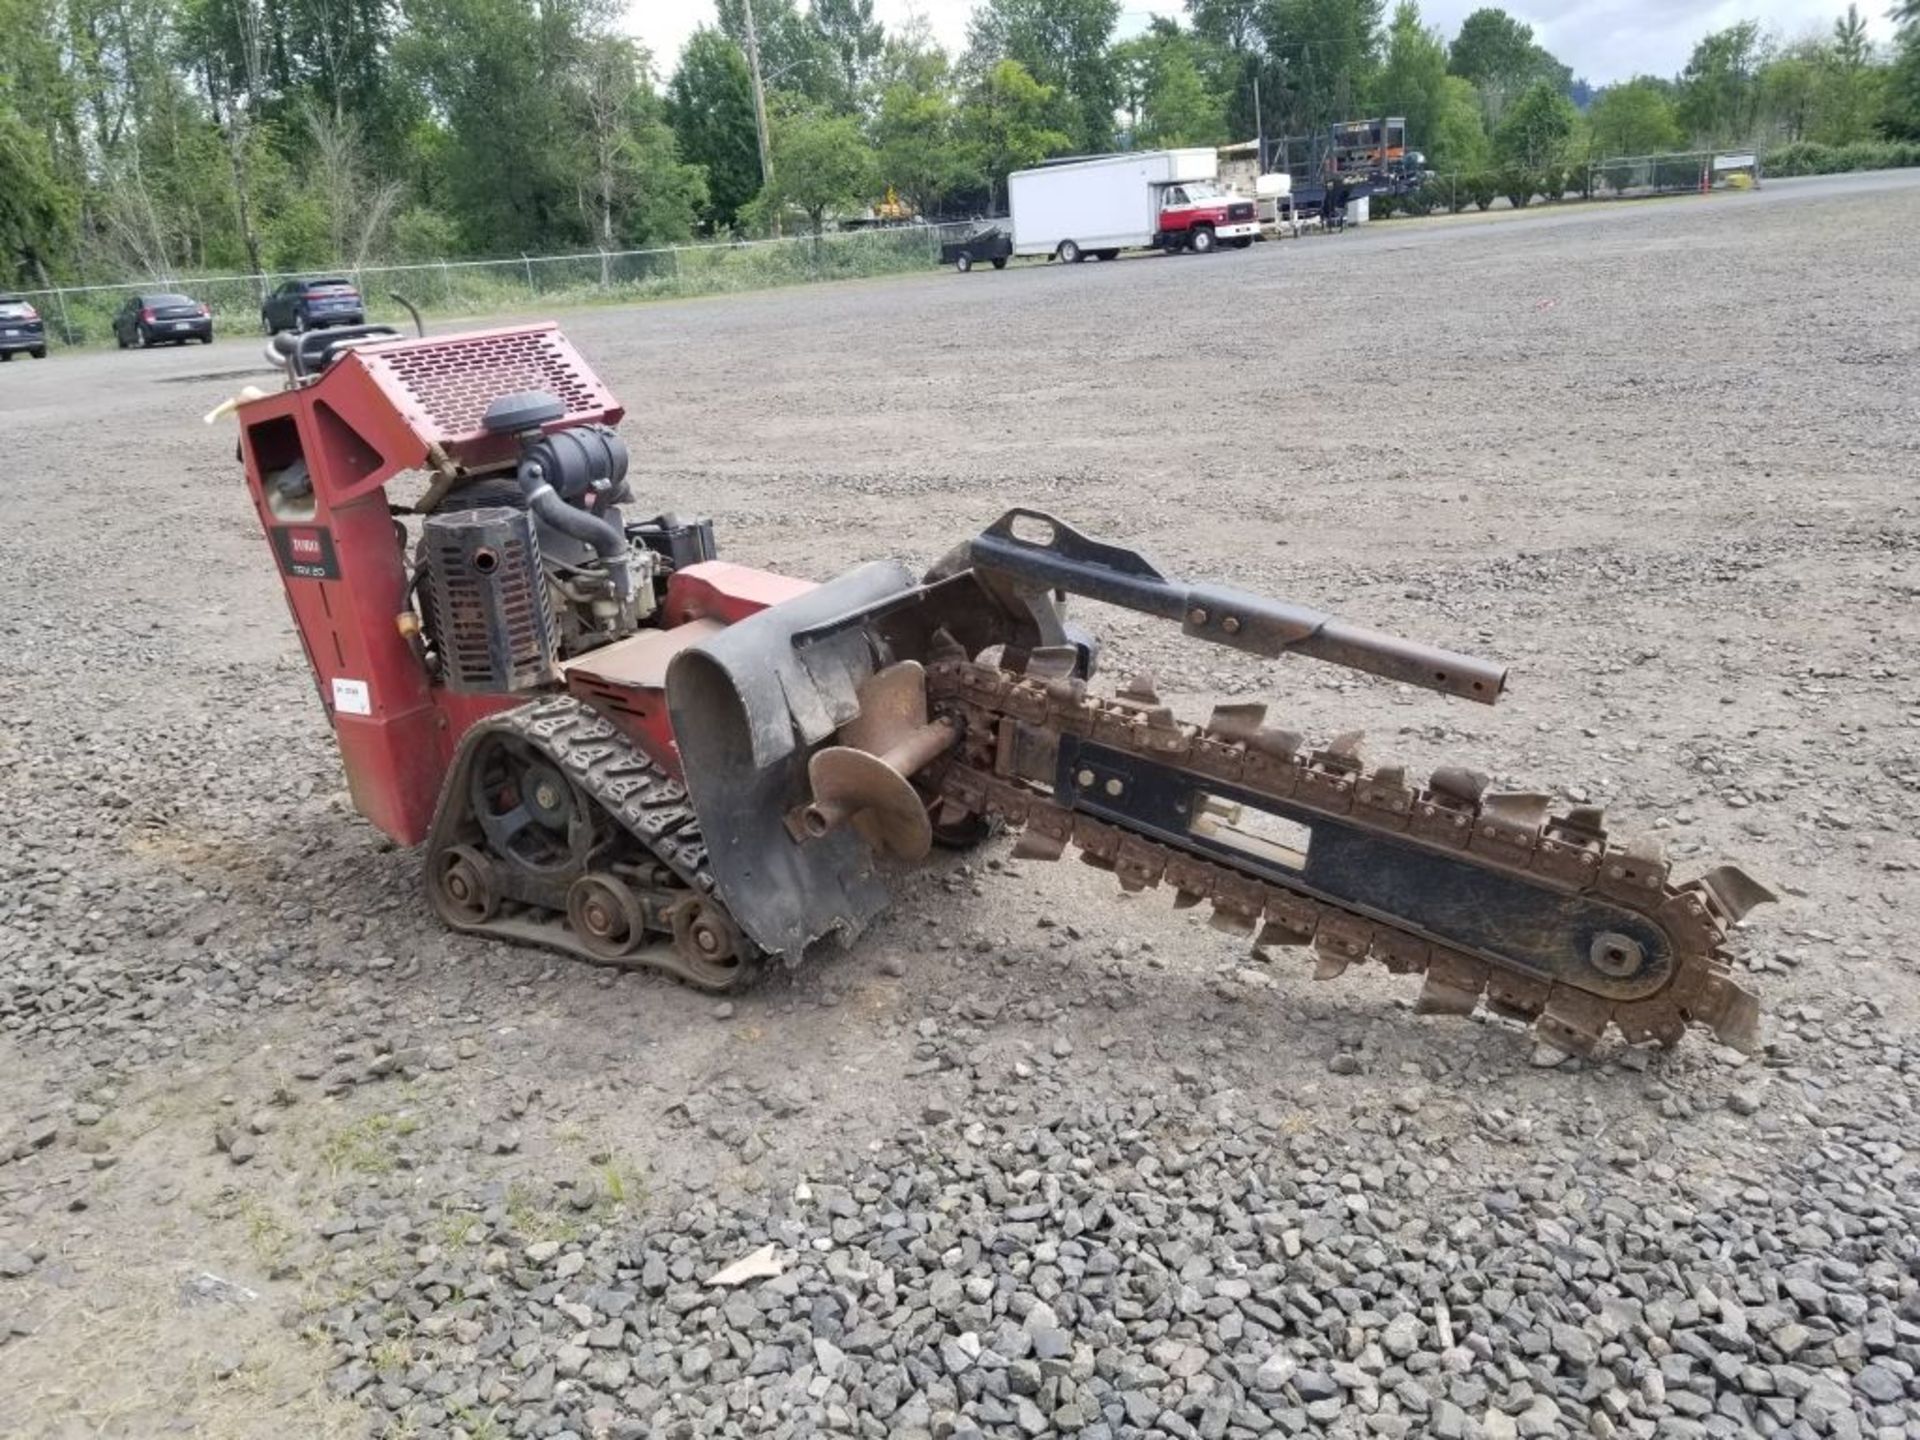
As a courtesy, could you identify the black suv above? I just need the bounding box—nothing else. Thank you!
[0,295,47,360]
[261,277,365,332]
[113,292,214,348]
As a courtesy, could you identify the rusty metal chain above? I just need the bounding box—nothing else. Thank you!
[926,660,1765,1056]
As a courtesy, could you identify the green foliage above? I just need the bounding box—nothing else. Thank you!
[1495,80,1577,168]
[1762,138,1920,174]
[967,0,1122,152]
[874,61,974,217]
[1587,78,1683,157]
[764,110,876,233]
[668,29,762,232]
[0,99,74,283]
[1116,22,1228,146]
[717,0,839,108]
[1428,75,1491,172]
[1677,22,1767,146]
[1377,3,1451,155]
[1447,8,1569,123]
[3,0,1917,293]
[812,0,884,101]
[955,59,1072,210]
[1498,165,1534,208]
[1260,0,1384,134]
[1890,28,1920,140]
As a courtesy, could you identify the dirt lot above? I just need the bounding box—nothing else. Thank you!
[2,173,1917,1440]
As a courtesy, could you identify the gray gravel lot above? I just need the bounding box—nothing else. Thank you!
[1,172,1917,1439]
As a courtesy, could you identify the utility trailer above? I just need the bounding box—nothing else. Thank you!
[939,226,1013,273]
[1007,150,1259,264]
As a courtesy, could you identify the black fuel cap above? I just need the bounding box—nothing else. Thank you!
[482,390,566,435]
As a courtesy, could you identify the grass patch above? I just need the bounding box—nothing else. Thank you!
[28,225,969,350]
[449,1402,507,1440]
[319,1112,419,1180]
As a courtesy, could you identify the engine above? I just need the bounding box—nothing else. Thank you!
[413,389,716,690]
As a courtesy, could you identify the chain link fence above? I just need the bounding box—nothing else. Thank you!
[1373,150,1763,219]
[17,222,979,348]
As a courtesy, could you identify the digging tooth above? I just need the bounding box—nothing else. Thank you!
[1480,791,1552,829]
[1614,1011,1687,1049]
[1205,701,1267,742]
[1485,972,1551,1025]
[1312,952,1350,981]
[1535,989,1610,1056]
[1562,804,1607,834]
[930,657,1771,1057]
[1694,864,1777,925]
[1698,980,1763,1054]
[1118,673,1160,706]
[1252,727,1303,760]
[1324,730,1366,767]
[1429,766,1489,804]
[1255,918,1311,948]
[1209,903,1258,937]
[1415,950,1487,1017]
[1625,832,1667,864]
[1024,646,1082,681]
[1012,828,1067,861]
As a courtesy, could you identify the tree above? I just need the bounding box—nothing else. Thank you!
[1376,2,1450,157]
[668,28,761,231]
[811,0,883,103]
[1813,8,1885,143]
[1428,75,1490,172]
[1888,29,1920,139]
[763,110,873,233]
[394,0,622,256]
[1495,78,1575,167]
[1759,46,1822,144]
[1677,22,1767,146]
[967,0,1121,152]
[1115,21,1226,146]
[1259,0,1383,136]
[1587,77,1683,157]
[0,99,70,284]
[955,58,1071,211]
[1447,7,1567,123]
[873,59,975,217]
[573,40,703,248]
[716,0,837,108]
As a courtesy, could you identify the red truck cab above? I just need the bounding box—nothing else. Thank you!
[1156,182,1261,254]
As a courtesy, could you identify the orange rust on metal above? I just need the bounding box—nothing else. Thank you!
[925,659,1765,1056]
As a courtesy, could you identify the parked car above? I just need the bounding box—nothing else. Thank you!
[0,295,47,360]
[261,277,365,333]
[113,292,214,348]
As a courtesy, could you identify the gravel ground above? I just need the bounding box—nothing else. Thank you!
[1,172,1917,1440]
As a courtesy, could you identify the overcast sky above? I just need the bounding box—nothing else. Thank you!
[625,0,1901,88]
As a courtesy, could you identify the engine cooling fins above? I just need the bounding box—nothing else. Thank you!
[927,659,1770,1057]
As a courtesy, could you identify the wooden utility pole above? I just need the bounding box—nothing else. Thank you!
[742,0,778,235]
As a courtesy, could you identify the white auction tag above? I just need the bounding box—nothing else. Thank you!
[331,677,373,716]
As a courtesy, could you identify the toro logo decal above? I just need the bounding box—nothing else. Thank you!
[271,525,341,580]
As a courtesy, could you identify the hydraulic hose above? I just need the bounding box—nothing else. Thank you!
[515,454,634,602]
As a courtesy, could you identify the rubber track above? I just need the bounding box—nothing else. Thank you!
[427,696,757,990]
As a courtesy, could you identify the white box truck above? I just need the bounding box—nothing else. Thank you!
[1006,150,1260,265]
